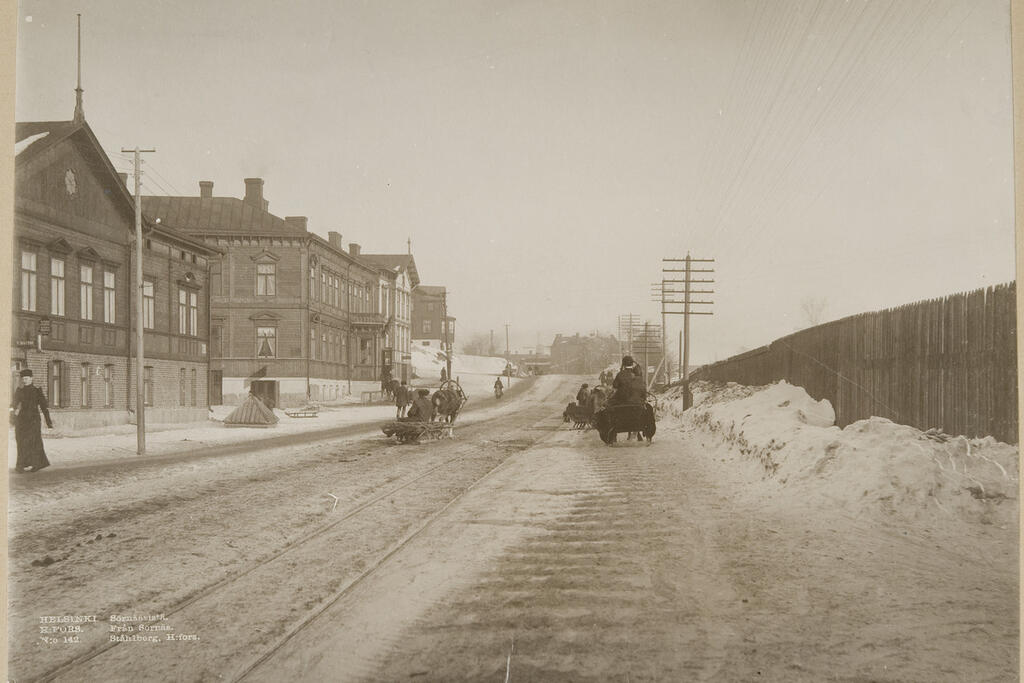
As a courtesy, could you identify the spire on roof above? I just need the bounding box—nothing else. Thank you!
[73,14,84,123]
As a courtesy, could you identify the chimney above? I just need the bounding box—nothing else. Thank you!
[243,178,264,208]
[118,172,128,186]
[328,231,343,249]
[199,180,213,198]
[348,242,361,257]
[284,216,308,231]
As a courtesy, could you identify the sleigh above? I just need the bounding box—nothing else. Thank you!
[594,403,656,445]
[381,420,454,444]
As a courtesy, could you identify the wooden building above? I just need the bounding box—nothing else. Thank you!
[13,117,216,429]
[361,254,419,383]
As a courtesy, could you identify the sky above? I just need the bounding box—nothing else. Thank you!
[14,0,1016,363]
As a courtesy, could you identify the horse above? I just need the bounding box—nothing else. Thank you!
[432,387,465,425]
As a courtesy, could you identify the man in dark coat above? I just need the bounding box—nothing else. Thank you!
[609,356,646,405]
[576,383,590,406]
[394,381,411,418]
[407,388,435,422]
[10,369,52,472]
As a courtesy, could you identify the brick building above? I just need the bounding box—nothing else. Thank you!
[144,179,397,407]
[12,116,215,429]
[549,333,621,375]
[411,285,456,355]
[361,254,419,383]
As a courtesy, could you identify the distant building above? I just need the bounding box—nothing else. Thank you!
[549,333,620,375]
[13,117,216,428]
[143,179,390,407]
[411,285,455,354]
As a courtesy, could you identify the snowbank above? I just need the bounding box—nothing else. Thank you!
[663,380,1019,527]
[411,345,509,379]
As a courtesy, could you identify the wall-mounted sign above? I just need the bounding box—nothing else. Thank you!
[37,318,51,336]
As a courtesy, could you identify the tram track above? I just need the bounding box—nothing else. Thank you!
[23,379,572,683]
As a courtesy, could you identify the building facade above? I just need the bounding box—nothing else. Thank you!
[13,118,214,429]
[549,333,621,375]
[411,285,456,354]
[144,179,393,407]
[362,254,419,383]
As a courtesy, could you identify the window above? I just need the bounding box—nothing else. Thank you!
[50,257,65,316]
[80,363,90,408]
[178,289,188,334]
[143,281,155,329]
[321,272,328,302]
[190,369,197,407]
[423,319,432,334]
[143,366,153,406]
[103,365,113,407]
[333,277,339,307]
[310,328,317,360]
[49,360,65,408]
[321,331,327,361]
[309,267,317,301]
[212,325,223,357]
[256,327,276,358]
[189,292,198,336]
[256,263,276,296]
[80,264,94,319]
[103,271,116,323]
[179,368,187,406]
[20,251,37,311]
[427,302,434,313]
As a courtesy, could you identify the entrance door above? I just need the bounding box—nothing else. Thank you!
[250,379,278,409]
[210,370,223,405]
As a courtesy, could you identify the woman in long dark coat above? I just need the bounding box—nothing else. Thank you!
[11,369,52,472]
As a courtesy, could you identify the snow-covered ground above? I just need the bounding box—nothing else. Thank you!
[410,344,510,380]
[661,380,1019,529]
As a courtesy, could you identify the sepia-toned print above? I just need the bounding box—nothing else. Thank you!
[7,1,1018,681]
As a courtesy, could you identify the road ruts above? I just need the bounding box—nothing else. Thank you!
[255,431,744,682]
[15,379,575,683]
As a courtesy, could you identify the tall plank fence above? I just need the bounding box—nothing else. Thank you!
[689,282,1018,443]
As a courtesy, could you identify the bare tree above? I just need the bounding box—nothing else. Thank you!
[460,332,492,356]
[800,296,829,327]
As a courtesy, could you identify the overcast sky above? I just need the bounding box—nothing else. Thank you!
[15,0,1015,362]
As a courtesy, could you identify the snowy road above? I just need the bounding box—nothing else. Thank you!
[8,374,1016,682]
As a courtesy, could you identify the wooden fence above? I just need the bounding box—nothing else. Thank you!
[689,282,1018,443]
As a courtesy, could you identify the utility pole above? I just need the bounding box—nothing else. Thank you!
[442,291,452,381]
[121,146,156,455]
[662,255,715,408]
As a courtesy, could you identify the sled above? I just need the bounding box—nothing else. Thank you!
[381,420,454,444]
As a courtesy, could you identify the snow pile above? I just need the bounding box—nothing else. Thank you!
[411,345,508,378]
[669,380,1018,527]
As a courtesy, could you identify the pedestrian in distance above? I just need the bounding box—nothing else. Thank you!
[395,380,411,418]
[10,369,52,473]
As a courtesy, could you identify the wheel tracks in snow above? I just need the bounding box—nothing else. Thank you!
[28,389,570,683]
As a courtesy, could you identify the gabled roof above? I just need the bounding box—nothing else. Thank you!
[16,119,137,219]
[15,121,79,158]
[360,253,420,287]
[142,196,308,236]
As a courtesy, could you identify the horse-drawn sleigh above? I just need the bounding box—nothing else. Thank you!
[381,379,468,444]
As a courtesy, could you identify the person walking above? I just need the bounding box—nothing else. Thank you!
[10,369,52,473]
[395,380,411,418]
